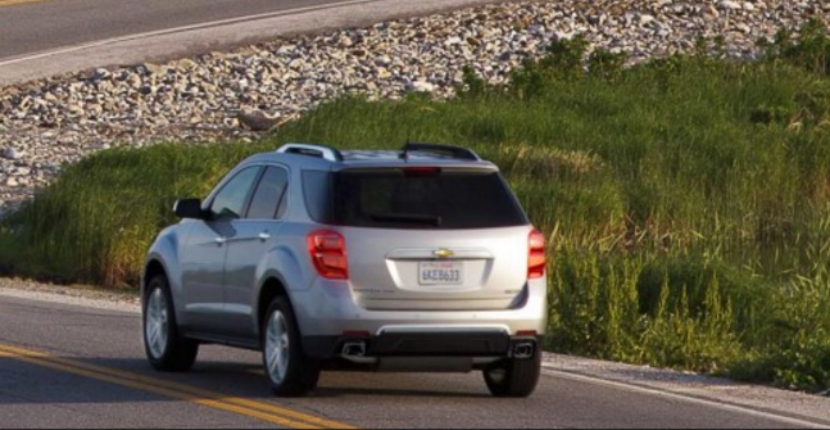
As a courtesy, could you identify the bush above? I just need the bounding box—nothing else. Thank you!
[759,18,830,75]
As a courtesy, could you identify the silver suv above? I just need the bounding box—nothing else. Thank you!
[141,142,548,397]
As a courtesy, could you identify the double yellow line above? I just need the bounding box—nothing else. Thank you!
[0,343,355,429]
[0,0,61,8]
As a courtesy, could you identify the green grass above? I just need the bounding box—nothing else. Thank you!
[3,22,830,391]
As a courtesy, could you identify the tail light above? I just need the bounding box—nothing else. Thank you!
[528,228,546,279]
[307,229,348,279]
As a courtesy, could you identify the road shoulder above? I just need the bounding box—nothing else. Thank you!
[542,354,830,428]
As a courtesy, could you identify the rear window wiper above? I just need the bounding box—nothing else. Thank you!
[369,213,442,226]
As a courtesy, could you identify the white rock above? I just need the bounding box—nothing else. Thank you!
[554,31,575,41]
[718,0,742,10]
[339,35,354,47]
[408,80,436,93]
[528,25,546,36]
[93,68,111,79]
[2,148,23,160]
[639,14,656,25]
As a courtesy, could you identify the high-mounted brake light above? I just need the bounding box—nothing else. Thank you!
[307,229,348,279]
[528,228,546,279]
[401,166,442,177]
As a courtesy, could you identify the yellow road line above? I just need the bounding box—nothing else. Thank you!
[0,0,62,8]
[0,344,352,429]
[0,343,355,429]
[0,348,316,429]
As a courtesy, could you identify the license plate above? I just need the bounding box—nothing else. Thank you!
[418,261,463,285]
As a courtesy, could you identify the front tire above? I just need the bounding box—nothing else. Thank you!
[262,296,320,397]
[142,274,199,372]
[483,349,541,398]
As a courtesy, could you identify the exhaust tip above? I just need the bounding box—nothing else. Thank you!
[341,341,367,357]
[513,342,535,359]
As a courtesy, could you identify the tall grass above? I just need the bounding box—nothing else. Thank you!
[3,20,830,390]
[0,144,261,286]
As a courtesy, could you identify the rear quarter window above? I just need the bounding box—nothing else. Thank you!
[302,170,334,223]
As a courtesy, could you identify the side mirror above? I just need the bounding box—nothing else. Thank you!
[173,198,205,220]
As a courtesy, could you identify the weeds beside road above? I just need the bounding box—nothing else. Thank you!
[3,21,830,392]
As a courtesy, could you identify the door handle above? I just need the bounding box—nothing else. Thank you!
[215,237,227,245]
[258,231,271,241]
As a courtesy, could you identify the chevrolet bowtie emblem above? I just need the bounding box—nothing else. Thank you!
[433,248,454,259]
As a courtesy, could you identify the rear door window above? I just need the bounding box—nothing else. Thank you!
[246,166,289,219]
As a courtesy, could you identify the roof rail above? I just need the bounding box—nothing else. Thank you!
[276,143,344,162]
[400,142,481,161]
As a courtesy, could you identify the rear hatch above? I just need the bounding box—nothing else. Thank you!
[304,165,533,311]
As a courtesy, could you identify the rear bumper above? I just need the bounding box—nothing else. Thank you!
[289,276,549,339]
[303,332,543,361]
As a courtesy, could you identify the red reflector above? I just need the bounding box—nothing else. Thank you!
[342,331,371,337]
[517,330,538,337]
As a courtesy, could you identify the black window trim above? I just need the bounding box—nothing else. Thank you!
[244,164,291,220]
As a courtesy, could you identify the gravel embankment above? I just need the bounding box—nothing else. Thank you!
[0,0,827,218]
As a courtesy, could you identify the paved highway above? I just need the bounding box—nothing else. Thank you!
[0,0,346,60]
[0,0,502,85]
[0,295,825,428]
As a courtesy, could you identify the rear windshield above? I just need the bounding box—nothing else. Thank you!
[303,168,528,229]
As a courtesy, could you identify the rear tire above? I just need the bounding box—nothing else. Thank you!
[142,274,199,372]
[261,296,320,397]
[483,349,541,398]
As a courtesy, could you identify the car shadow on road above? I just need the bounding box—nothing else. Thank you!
[3,356,493,403]
[307,386,491,399]
[191,360,493,399]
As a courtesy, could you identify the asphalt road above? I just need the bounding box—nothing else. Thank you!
[0,295,824,429]
[0,0,501,85]
[0,0,345,60]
